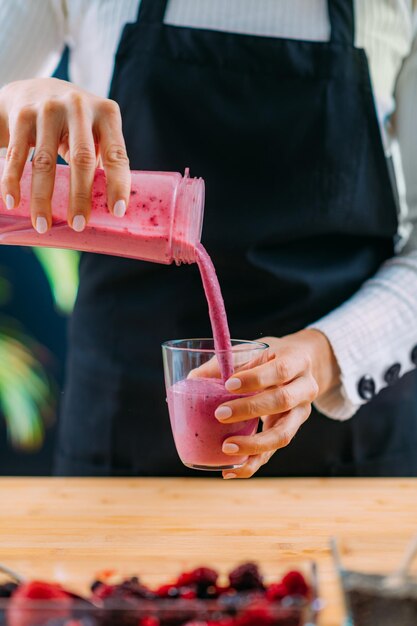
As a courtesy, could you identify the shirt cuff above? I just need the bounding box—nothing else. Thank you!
[308,253,417,420]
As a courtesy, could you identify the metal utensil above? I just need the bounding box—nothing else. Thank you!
[0,563,25,584]
[383,534,417,590]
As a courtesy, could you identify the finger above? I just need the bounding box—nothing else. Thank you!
[1,107,35,210]
[31,101,65,232]
[95,99,130,217]
[58,131,70,163]
[188,355,221,380]
[188,343,271,380]
[67,94,96,231]
[215,375,318,423]
[223,452,273,479]
[222,404,312,457]
[59,136,101,167]
[225,349,309,393]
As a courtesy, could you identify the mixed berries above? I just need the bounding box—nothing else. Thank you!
[0,563,312,626]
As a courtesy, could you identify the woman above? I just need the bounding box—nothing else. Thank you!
[0,0,416,478]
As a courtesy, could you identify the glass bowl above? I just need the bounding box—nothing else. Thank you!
[0,561,320,626]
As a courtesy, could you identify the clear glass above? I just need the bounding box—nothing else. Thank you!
[0,158,204,264]
[162,338,268,471]
[0,561,320,626]
[332,536,417,626]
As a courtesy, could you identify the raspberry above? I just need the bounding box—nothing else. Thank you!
[9,582,71,626]
[235,604,275,626]
[139,618,160,626]
[281,571,309,597]
[229,563,264,591]
[177,567,218,588]
[266,583,288,601]
[11,581,69,601]
[179,589,197,599]
[155,584,179,598]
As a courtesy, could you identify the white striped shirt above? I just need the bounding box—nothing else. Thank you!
[0,0,417,419]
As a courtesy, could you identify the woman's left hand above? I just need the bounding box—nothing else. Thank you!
[217,329,340,479]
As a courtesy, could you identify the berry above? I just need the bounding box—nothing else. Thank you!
[196,583,219,600]
[119,577,152,598]
[139,618,160,626]
[92,583,115,600]
[177,567,218,588]
[11,581,69,601]
[235,604,275,626]
[266,583,288,601]
[0,582,18,597]
[281,571,309,597]
[155,584,179,598]
[229,564,264,591]
[179,589,197,599]
[9,582,71,626]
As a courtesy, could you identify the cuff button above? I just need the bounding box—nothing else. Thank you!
[384,363,401,385]
[358,375,376,400]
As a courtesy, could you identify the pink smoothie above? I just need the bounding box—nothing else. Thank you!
[195,243,233,380]
[167,377,258,469]
[0,159,204,264]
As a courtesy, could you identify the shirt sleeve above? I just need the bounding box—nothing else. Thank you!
[0,0,66,88]
[308,18,417,421]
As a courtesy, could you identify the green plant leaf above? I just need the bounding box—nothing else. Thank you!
[32,247,79,314]
[0,329,54,450]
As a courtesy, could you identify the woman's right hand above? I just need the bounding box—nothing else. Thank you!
[0,77,131,233]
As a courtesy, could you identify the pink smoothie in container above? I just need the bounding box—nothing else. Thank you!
[167,376,258,470]
[0,158,204,264]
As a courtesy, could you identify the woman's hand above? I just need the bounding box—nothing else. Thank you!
[0,78,130,233]
[217,329,340,479]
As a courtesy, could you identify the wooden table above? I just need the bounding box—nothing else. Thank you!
[0,478,416,625]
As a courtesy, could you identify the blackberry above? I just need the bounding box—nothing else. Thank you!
[228,563,264,592]
[120,577,153,599]
[196,583,218,600]
[0,582,18,597]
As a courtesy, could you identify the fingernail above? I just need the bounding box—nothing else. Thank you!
[113,199,126,218]
[222,443,240,454]
[215,406,233,421]
[225,377,242,392]
[5,194,14,210]
[72,215,86,232]
[224,473,237,480]
[35,216,48,234]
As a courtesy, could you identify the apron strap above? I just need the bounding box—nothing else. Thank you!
[328,0,355,45]
[136,0,169,24]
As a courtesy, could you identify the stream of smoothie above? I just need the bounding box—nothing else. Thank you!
[195,243,234,381]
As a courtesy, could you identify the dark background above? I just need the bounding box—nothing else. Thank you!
[0,49,70,475]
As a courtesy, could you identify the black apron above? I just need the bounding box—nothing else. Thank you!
[55,0,417,477]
